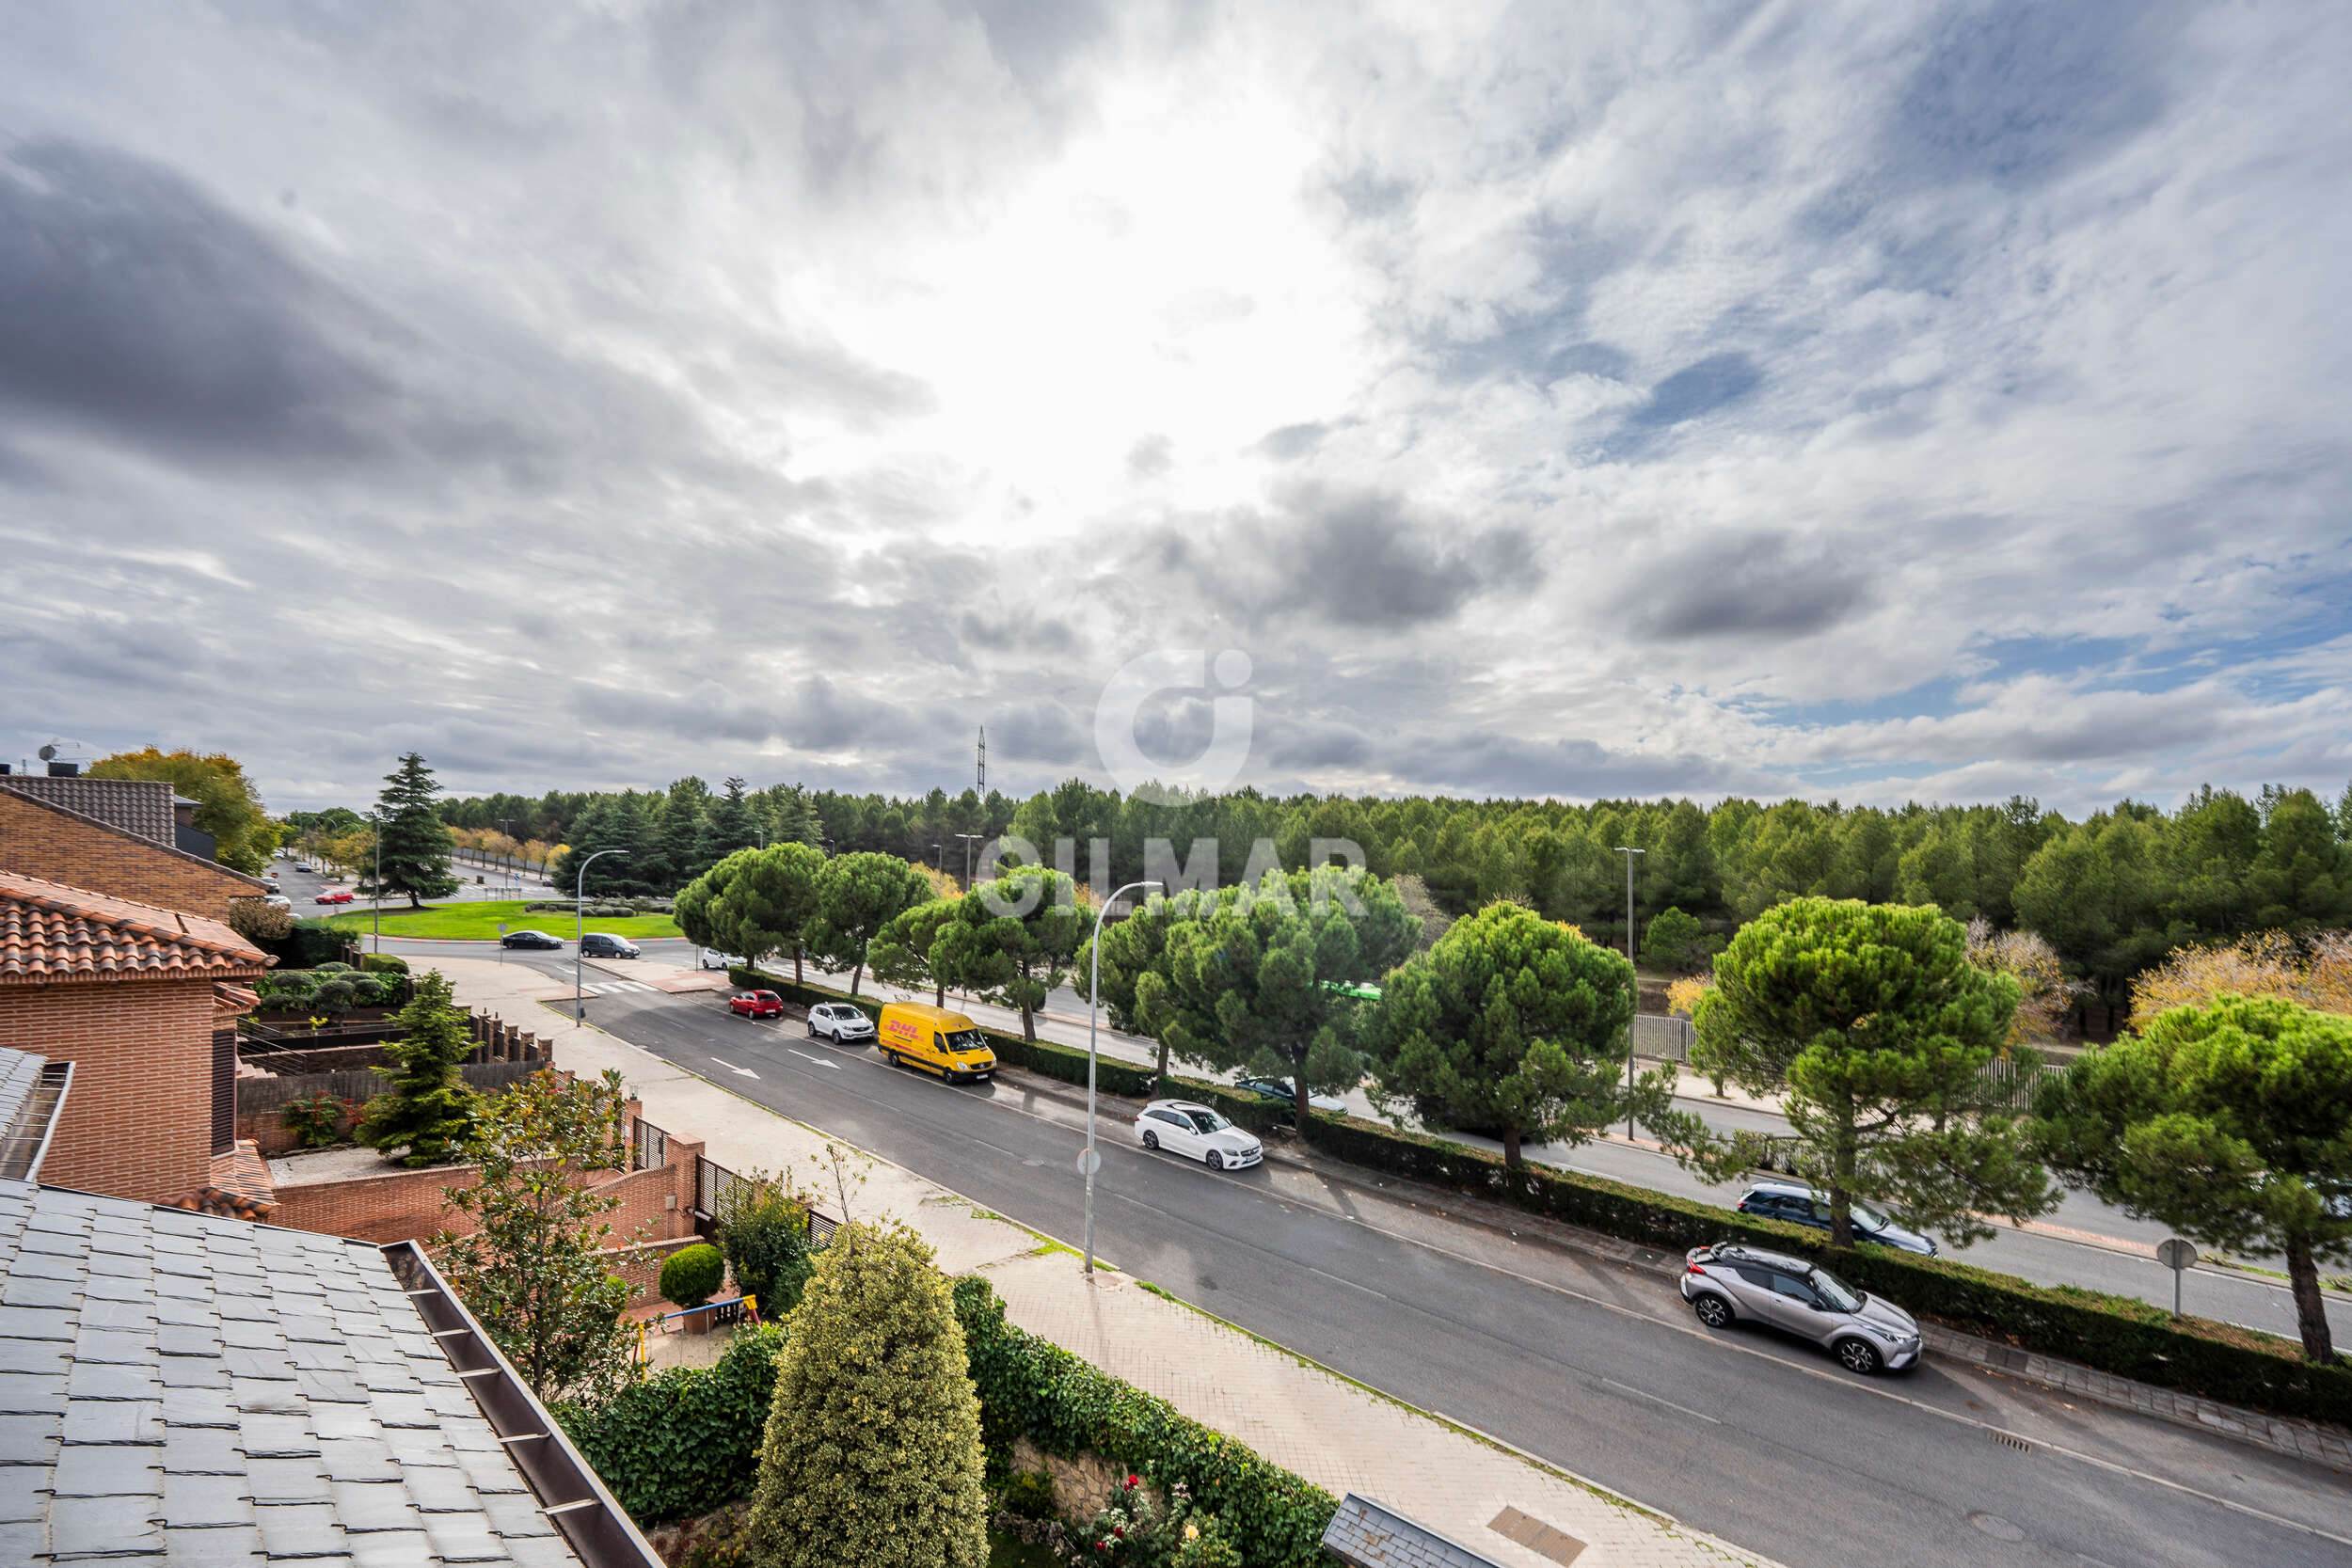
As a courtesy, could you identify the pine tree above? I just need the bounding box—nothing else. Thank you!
[742,1224,987,1568]
[698,776,763,868]
[356,972,477,1166]
[365,752,460,909]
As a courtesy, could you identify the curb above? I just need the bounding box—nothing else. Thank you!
[988,1060,2352,1475]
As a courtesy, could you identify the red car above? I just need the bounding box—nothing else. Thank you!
[729,990,785,1019]
[312,890,355,905]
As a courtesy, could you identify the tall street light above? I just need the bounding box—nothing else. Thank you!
[575,848,628,1026]
[371,810,383,957]
[1614,846,1645,1138]
[954,832,985,890]
[1084,879,1161,1276]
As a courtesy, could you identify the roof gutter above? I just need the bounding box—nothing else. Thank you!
[0,1060,72,1181]
[381,1240,664,1568]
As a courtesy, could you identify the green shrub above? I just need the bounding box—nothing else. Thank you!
[556,1323,788,1522]
[953,1276,1333,1568]
[314,961,356,974]
[715,1177,814,1319]
[660,1244,728,1310]
[997,1469,1057,1521]
[278,1091,353,1148]
[1304,1110,2352,1426]
[744,1224,989,1568]
[360,952,410,975]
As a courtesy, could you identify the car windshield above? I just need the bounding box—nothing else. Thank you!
[1186,1110,1231,1134]
[1809,1268,1863,1312]
[942,1028,985,1053]
[1851,1203,1890,1231]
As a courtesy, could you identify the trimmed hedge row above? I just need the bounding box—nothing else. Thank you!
[712,971,2352,1429]
[952,1275,1334,1567]
[1304,1111,2352,1428]
[728,966,1159,1098]
[556,1323,787,1523]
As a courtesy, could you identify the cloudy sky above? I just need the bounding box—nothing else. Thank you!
[2,1,2346,816]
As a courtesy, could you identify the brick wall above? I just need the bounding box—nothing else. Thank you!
[0,976,217,1201]
[0,788,263,918]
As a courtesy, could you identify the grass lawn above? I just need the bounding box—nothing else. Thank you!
[324,899,683,942]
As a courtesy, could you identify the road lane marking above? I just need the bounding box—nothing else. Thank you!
[786,1050,841,1071]
[707,1056,758,1079]
[1597,1377,1724,1425]
[626,1013,2352,1551]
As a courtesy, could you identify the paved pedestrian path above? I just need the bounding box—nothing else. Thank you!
[428,958,1774,1567]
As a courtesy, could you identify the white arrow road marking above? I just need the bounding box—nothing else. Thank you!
[707,1056,758,1079]
[787,1050,841,1071]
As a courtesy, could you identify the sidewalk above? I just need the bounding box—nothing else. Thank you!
[430,958,1773,1568]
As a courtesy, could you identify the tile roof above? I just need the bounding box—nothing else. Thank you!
[0,777,176,847]
[0,873,270,987]
[0,784,268,891]
[1323,1494,1510,1568]
[0,1179,589,1566]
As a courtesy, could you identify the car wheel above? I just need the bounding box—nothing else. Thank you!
[1836,1338,1883,1376]
[1142,1131,1158,1151]
[1205,1150,1224,1172]
[806,1022,818,1037]
[1692,1294,1734,1330]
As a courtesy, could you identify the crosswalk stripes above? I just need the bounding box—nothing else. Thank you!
[576,980,655,995]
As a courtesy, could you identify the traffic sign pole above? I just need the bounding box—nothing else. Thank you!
[2156,1237,2199,1318]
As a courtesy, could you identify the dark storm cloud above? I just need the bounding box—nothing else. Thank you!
[1622,532,1873,641]
[0,141,391,461]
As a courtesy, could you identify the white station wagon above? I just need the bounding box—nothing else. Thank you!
[1134,1100,1263,1172]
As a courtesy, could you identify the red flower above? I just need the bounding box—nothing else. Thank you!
[1114,1527,1124,1538]
[1125,1475,1139,1488]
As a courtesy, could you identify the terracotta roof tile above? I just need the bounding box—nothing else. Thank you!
[0,871,270,985]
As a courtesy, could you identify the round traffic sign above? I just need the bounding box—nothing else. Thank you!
[1076,1148,1102,1177]
[2155,1238,2198,1271]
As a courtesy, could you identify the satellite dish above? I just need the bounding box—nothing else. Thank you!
[37,744,56,761]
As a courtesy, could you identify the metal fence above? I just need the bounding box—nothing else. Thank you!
[1630,1013,1696,1064]
[1978,1055,2063,1112]
[631,1117,670,1173]
[692,1154,838,1251]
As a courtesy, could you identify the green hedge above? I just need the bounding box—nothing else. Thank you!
[952,1275,1334,1567]
[556,1323,787,1523]
[730,967,1160,1098]
[1305,1111,2352,1427]
[359,952,410,975]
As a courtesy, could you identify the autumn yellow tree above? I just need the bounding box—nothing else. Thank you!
[2128,931,2352,1027]
[1966,918,2084,1046]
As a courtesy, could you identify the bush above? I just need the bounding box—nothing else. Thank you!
[360,952,410,975]
[1303,1110,2352,1427]
[953,1276,1334,1567]
[715,1177,814,1318]
[557,1323,788,1523]
[278,1091,354,1148]
[660,1243,728,1311]
[997,1469,1057,1521]
[744,1224,990,1568]
[228,897,294,945]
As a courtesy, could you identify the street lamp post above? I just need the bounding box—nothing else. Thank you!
[575,848,628,1026]
[1614,846,1645,1138]
[1084,879,1161,1277]
[955,832,984,890]
[371,811,382,957]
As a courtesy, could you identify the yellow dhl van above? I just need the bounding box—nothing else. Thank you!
[877,1002,998,1082]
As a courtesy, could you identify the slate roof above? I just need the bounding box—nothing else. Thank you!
[1322,1494,1509,1568]
[0,779,177,847]
[0,1049,68,1182]
[0,874,270,987]
[0,1180,587,1565]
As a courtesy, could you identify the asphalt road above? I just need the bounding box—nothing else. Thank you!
[542,980,2352,1568]
[377,932,2352,1345]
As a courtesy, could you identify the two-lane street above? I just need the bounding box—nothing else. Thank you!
[548,978,2352,1568]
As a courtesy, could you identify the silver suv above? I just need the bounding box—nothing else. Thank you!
[805,1003,875,1043]
[1681,1242,1922,1375]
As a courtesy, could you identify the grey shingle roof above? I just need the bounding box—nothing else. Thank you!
[0,778,176,847]
[0,1178,586,1565]
[0,1049,43,1136]
[1322,1493,1513,1568]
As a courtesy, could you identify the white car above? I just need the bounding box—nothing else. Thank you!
[699,950,746,971]
[263,895,292,911]
[1135,1100,1263,1172]
[806,1003,876,1043]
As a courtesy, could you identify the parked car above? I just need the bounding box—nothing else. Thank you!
[293,862,313,873]
[1232,1075,1346,1116]
[1681,1241,1921,1374]
[1135,1100,1263,1172]
[729,990,786,1019]
[580,933,641,958]
[699,950,746,971]
[311,890,354,905]
[263,894,292,911]
[1735,1181,1939,1257]
[500,929,564,950]
[877,1002,996,1082]
[806,1003,877,1045]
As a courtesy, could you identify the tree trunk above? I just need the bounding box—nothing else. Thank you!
[850,959,865,998]
[1154,1035,1168,1089]
[1293,1073,1313,1142]
[1021,1001,1037,1044]
[2284,1237,2337,1363]
[1828,1116,1858,1248]
[793,946,803,985]
[934,977,946,1007]
[1501,1125,1523,1170]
